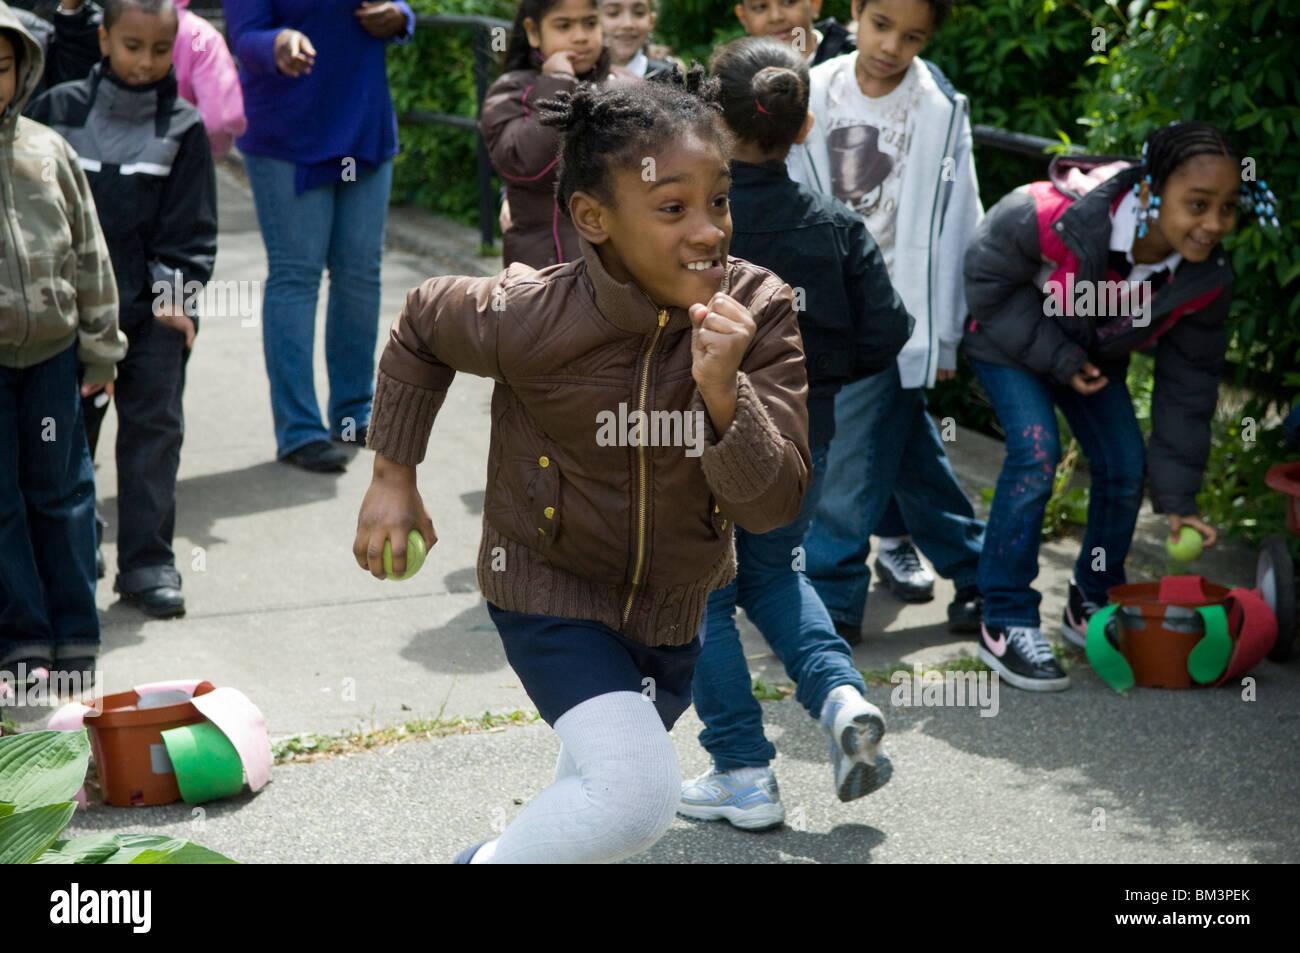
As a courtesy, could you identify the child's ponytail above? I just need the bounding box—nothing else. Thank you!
[709,38,809,155]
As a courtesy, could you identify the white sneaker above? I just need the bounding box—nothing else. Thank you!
[874,538,935,602]
[819,685,893,802]
[678,766,785,831]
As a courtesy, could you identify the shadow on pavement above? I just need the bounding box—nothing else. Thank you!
[401,598,506,675]
[636,821,886,864]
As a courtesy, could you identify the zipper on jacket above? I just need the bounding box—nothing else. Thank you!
[622,308,670,628]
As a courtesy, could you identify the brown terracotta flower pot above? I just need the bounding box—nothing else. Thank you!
[1108,580,1231,689]
[85,682,215,807]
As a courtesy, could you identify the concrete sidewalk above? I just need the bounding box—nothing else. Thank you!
[14,165,1299,864]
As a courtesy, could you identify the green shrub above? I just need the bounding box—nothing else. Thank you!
[1077,0,1300,542]
[388,0,516,229]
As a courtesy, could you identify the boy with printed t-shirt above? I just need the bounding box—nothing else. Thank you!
[789,0,985,644]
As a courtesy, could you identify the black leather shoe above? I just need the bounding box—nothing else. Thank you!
[947,585,983,635]
[281,440,347,472]
[121,586,186,619]
[331,424,367,447]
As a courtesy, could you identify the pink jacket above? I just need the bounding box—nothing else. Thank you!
[173,0,247,157]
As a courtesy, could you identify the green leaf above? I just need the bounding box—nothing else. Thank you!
[0,802,77,864]
[102,835,238,864]
[37,833,126,865]
[0,730,89,810]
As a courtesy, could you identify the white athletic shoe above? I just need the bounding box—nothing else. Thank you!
[678,767,786,831]
[819,684,893,802]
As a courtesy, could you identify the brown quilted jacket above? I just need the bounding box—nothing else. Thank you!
[367,240,811,647]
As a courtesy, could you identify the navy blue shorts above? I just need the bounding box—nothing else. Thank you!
[487,603,703,730]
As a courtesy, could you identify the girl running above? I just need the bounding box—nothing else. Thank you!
[355,69,812,863]
[962,121,1278,691]
[481,0,610,268]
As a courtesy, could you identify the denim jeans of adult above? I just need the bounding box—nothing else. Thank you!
[112,309,188,595]
[693,443,867,772]
[969,356,1145,628]
[803,365,985,628]
[0,344,99,668]
[243,153,393,456]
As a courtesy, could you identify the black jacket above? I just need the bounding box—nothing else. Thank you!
[962,157,1233,515]
[729,159,913,446]
[28,61,217,328]
[12,0,103,98]
[812,18,856,67]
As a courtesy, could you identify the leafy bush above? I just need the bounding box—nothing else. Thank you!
[388,0,516,229]
[0,730,236,864]
[1077,0,1300,542]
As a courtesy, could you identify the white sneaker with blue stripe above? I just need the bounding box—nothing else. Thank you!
[678,766,785,831]
[820,684,893,802]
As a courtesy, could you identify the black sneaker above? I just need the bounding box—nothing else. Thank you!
[978,623,1070,692]
[281,439,347,473]
[1061,577,1101,649]
[947,585,983,634]
[834,619,863,646]
[874,540,935,602]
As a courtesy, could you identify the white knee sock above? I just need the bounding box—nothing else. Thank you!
[481,691,680,864]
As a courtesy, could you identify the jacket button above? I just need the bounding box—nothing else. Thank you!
[538,456,549,468]
[544,506,555,520]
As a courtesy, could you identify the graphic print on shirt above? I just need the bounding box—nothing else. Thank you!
[820,61,920,269]
[827,124,893,217]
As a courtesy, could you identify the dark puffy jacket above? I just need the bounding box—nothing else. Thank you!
[812,18,855,66]
[962,156,1233,516]
[29,61,217,328]
[728,159,913,446]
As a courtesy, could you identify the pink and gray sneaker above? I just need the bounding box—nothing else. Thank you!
[1061,577,1102,649]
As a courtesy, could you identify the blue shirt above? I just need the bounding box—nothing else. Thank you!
[225,0,414,191]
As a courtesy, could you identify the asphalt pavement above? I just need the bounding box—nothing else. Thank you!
[14,163,1299,864]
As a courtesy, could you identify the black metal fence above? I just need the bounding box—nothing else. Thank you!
[400,14,512,251]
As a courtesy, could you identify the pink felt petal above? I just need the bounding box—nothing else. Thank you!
[1157,574,1207,605]
[190,687,272,792]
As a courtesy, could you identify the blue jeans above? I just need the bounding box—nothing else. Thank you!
[693,443,866,771]
[0,345,99,668]
[969,357,1145,627]
[804,365,985,628]
[243,154,393,456]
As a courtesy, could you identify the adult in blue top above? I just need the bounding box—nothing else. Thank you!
[226,0,415,472]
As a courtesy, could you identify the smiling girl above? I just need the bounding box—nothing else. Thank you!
[962,121,1278,691]
[600,0,671,80]
[481,0,609,268]
[356,69,811,862]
